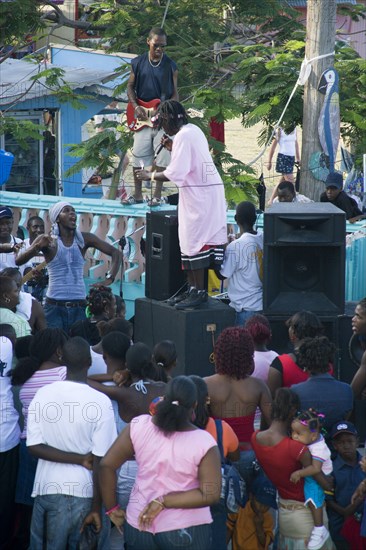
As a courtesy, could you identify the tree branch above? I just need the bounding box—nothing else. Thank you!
[40,0,109,31]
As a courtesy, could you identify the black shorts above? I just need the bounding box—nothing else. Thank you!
[181,245,225,271]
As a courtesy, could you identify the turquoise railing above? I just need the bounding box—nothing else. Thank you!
[1,190,365,317]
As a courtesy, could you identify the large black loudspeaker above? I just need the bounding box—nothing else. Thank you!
[267,315,339,357]
[134,297,236,377]
[145,210,185,301]
[263,203,345,315]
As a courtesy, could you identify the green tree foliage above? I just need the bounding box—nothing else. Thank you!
[2,0,366,197]
[228,34,366,166]
[0,0,45,48]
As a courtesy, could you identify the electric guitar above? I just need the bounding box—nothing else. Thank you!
[126,99,161,132]
[126,100,205,132]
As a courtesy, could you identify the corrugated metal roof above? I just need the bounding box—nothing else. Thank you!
[285,0,356,6]
[0,57,118,106]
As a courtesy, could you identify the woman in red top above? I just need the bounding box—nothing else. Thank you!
[204,327,272,485]
[251,388,334,549]
[267,311,324,397]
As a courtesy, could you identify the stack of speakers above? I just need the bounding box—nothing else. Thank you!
[138,206,362,392]
[137,210,235,376]
[262,203,346,364]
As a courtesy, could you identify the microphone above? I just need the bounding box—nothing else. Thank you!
[154,134,168,158]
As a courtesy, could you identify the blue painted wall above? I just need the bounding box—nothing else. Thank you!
[7,47,133,198]
[10,92,114,197]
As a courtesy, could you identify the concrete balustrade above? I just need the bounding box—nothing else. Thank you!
[0,190,365,317]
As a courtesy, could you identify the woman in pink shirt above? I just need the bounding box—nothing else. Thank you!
[99,375,221,549]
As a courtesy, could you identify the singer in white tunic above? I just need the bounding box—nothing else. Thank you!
[135,100,227,308]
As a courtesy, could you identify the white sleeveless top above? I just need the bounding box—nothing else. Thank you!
[278,128,296,157]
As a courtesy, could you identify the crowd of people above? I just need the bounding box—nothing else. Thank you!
[1,262,366,549]
[1,128,366,550]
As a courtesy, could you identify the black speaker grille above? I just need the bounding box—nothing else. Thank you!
[263,204,345,315]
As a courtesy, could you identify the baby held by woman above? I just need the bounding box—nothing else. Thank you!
[291,409,332,550]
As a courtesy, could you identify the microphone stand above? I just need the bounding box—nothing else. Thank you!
[112,225,146,298]
[118,235,126,298]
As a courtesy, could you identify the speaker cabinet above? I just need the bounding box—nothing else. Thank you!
[267,313,339,363]
[145,210,185,301]
[263,203,345,315]
[134,297,236,377]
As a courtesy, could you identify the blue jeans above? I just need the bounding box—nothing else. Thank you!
[124,521,212,550]
[44,303,86,333]
[235,310,261,326]
[234,450,256,485]
[30,494,110,550]
[210,502,227,550]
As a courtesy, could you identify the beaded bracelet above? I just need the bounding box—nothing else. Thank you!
[105,504,120,516]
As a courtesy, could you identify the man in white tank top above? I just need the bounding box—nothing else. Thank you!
[16,201,122,332]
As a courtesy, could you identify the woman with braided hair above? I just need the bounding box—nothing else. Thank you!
[291,336,353,435]
[136,100,227,309]
[69,285,116,345]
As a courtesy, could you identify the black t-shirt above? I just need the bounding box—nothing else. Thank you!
[131,52,177,102]
[320,190,362,219]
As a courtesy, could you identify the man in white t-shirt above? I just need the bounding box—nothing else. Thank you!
[273,179,313,204]
[0,324,20,549]
[219,201,263,325]
[0,206,23,271]
[27,336,117,548]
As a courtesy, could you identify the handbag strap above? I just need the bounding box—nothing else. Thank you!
[214,419,225,464]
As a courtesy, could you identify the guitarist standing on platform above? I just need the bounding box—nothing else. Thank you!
[123,27,178,206]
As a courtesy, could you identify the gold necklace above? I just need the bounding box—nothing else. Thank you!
[148,53,163,68]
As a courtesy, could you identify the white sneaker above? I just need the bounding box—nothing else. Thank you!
[307,526,330,550]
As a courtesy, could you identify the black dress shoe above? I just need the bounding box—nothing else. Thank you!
[175,288,208,310]
[166,290,189,306]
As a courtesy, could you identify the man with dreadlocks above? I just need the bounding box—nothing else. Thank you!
[16,201,122,331]
[136,100,227,309]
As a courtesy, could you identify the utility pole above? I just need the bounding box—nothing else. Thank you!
[301,0,337,200]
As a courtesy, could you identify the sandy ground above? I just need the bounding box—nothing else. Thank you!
[224,118,303,203]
